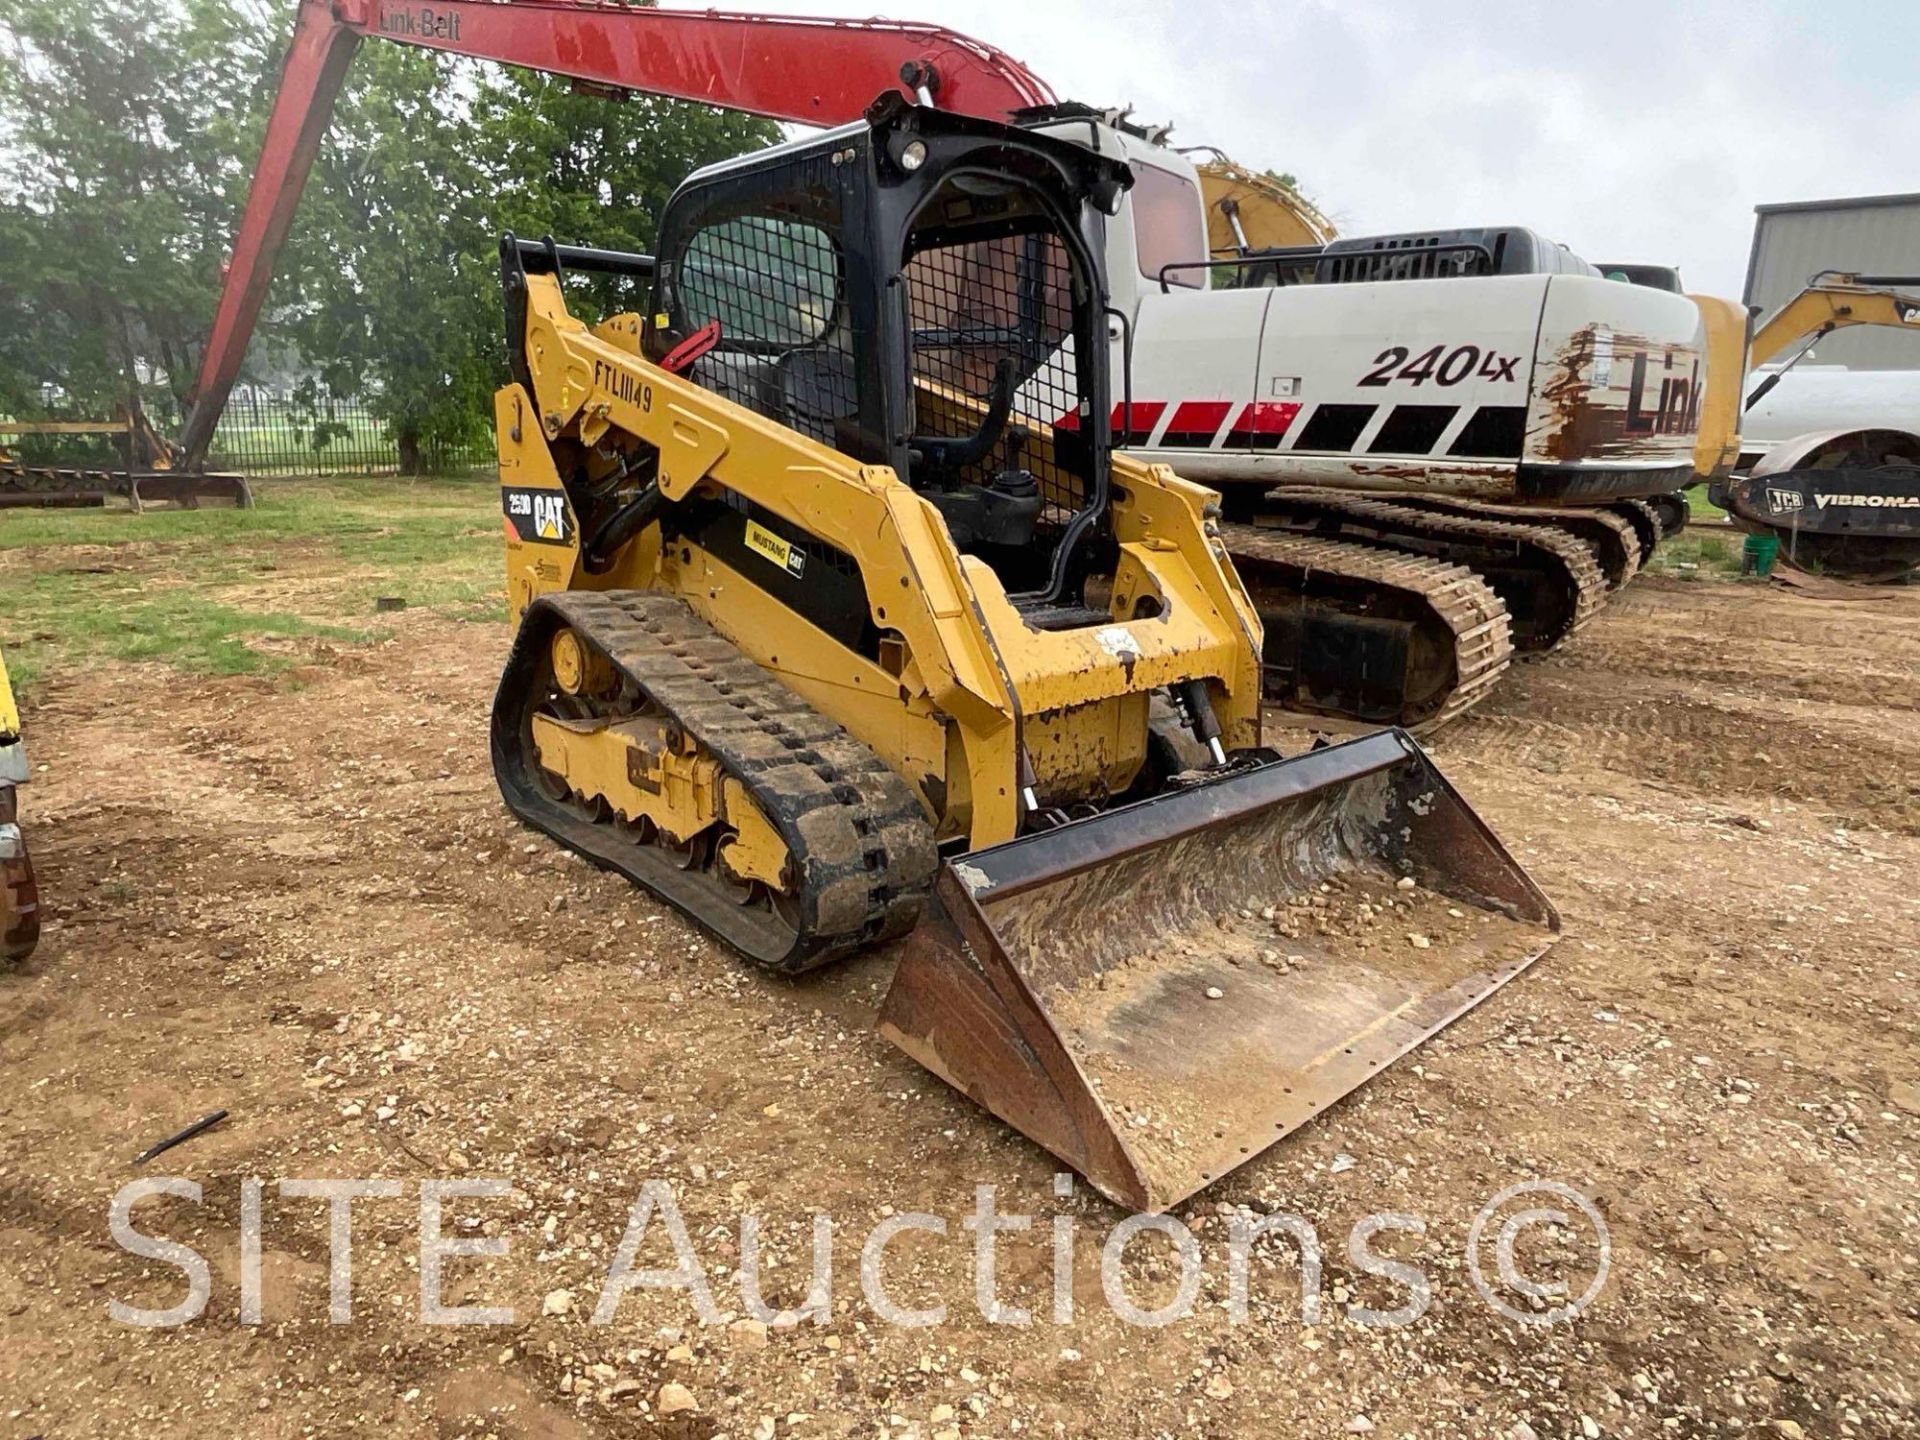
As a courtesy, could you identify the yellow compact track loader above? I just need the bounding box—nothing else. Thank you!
[0,646,40,964]
[490,97,1559,1211]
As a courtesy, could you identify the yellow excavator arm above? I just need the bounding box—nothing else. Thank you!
[1750,271,1920,368]
[1691,273,1920,481]
[1192,152,1337,253]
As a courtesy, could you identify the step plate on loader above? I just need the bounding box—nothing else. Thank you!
[879,730,1560,1213]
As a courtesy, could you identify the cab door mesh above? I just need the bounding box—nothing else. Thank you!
[905,230,1087,516]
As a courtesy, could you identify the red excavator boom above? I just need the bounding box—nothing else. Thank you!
[178,0,1055,467]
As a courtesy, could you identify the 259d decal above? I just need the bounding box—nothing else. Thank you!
[504,487,572,545]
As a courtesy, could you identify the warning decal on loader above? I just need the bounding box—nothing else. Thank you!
[745,520,807,579]
[504,487,573,546]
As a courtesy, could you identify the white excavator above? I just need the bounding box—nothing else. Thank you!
[1007,107,1705,726]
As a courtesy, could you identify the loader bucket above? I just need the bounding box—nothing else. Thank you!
[878,729,1559,1213]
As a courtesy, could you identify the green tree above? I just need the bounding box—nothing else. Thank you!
[287,55,778,471]
[282,41,496,472]
[470,69,778,319]
[0,0,277,418]
[0,0,780,471]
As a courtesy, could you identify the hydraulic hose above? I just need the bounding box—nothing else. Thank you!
[583,483,666,574]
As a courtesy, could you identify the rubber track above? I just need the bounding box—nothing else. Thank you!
[1386,495,1645,591]
[1220,524,1514,731]
[492,590,937,974]
[1263,488,1610,649]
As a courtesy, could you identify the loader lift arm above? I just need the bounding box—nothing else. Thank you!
[178,0,1055,469]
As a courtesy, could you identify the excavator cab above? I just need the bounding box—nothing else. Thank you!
[493,99,1560,1212]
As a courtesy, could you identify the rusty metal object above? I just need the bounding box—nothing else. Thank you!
[0,784,39,965]
[1,415,251,511]
[1533,324,1703,470]
[879,730,1560,1212]
[134,1110,231,1165]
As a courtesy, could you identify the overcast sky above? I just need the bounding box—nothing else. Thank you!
[720,0,1917,299]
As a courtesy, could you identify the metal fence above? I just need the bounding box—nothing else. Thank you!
[3,393,495,479]
[204,393,494,476]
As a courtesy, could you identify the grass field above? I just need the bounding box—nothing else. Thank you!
[2,473,1751,697]
[1642,485,1748,578]
[0,473,503,694]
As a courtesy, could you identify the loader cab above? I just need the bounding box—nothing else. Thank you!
[648,98,1134,608]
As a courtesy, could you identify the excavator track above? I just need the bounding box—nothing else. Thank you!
[1256,488,1609,652]
[1385,495,1645,591]
[1641,492,1690,541]
[492,590,938,973]
[1602,499,1663,561]
[1221,524,1514,731]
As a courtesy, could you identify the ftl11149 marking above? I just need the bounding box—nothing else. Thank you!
[594,360,653,412]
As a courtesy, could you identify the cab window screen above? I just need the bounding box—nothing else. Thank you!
[906,230,1083,513]
[679,217,839,348]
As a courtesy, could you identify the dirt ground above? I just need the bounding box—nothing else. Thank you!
[2,540,1917,1438]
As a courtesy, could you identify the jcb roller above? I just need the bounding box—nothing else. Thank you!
[488,99,1559,1212]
